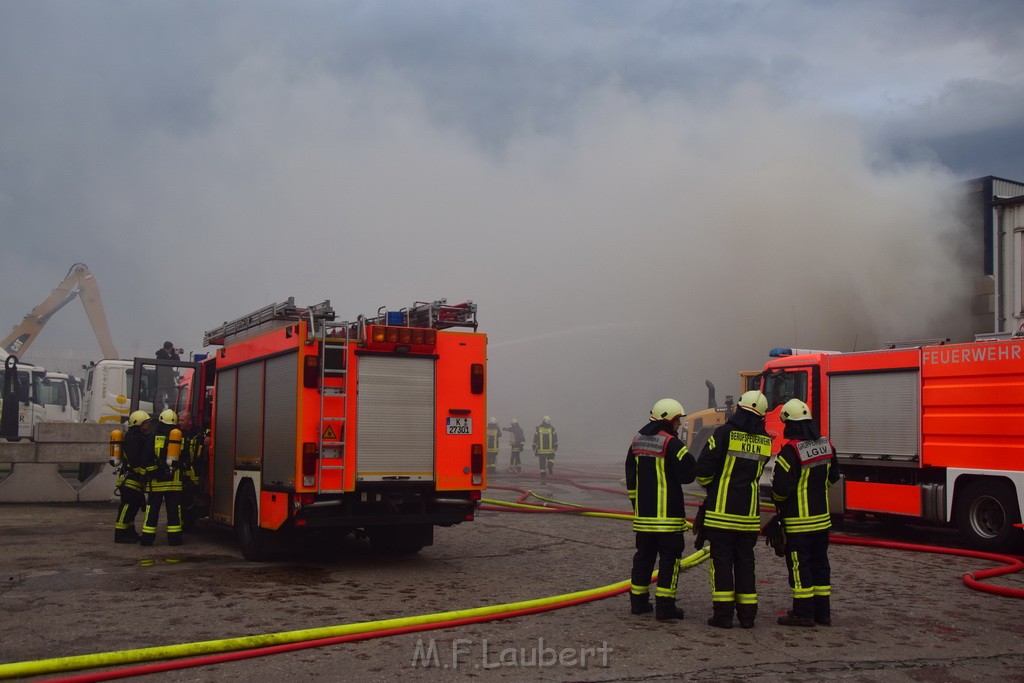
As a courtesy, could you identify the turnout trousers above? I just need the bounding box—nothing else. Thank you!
[706,528,759,610]
[114,474,146,533]
[141,489,183,546]
[630,531,685,600]
[785,530,831,602]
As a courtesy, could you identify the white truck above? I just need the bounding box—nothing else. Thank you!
[40,371,83,423]
[0,352,47,440]
[80,359,156,424]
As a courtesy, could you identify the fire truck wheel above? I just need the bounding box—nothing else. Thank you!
[955,479,1023,552]
[236,487,267,562]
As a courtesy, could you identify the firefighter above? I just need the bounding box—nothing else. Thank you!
[533,416,558,478]
[486,417,501,473]
[626,399,696,621]
[503,419,525,473]
[772,398,841,627]
[177,410,204,532]
[113,410,153,543]
[695,389,772,629]
[140,409,184,547]
[154,341,181,411]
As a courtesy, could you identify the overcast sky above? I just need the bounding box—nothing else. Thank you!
[2,1,1023,456]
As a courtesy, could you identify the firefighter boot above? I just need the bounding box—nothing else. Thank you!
[630,592,653,615]
[813,595,831,626]
[707,601,734,629]
[736,603,757,629]
[114,528,140,544]
[777,598,816,627]
[654,597,685,621]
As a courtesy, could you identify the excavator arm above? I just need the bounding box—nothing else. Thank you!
[2,263,118,359]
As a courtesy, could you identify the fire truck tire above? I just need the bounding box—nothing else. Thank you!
[235,488,267,562]
[368,524,429,556]
[955,479,1023,552]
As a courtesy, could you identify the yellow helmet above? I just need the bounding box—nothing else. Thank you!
[650,398,685,422]
[781,398,812,422]
[128,410,150,427]
[542,416,551,424]
[159,409,178,425]
[489,417,497,425]
[737,390,768,417]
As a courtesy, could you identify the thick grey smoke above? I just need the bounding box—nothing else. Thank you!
[6,60,973,459]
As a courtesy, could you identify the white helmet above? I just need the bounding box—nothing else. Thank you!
[781,398,811,422]
[542,416,551,424]
[650,398,685,422]
[737,390,768,417]
[511,418,518,424]
[489,417,497,425]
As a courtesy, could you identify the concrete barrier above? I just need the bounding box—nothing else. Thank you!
[0,422,119,503]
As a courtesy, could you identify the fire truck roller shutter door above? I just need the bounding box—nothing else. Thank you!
[263,353,298,487]
[356,355,435,481]
[212,367,237,521]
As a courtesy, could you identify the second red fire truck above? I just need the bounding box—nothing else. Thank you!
[759,336,1024,551]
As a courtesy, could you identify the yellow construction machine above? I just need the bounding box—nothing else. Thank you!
[681,370,761,454]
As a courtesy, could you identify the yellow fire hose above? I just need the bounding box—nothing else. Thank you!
[0,496,708,680]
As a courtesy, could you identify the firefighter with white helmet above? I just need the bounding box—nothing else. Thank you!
[486,417,501,474]
[503,419,526,473]
[113,410,153,543]
[533,416,558,478]
[772,398,841,626]
[695,389,772,629]
[626,398,696,621]
[140,408,185,547]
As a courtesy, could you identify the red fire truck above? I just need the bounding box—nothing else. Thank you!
[136,298,487,560]
[760,336,1024,551]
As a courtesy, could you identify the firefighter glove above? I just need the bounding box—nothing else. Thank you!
[692,505,707,549]
[762,514,786,557]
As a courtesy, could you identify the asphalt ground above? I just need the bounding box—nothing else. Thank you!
[1,461,1023,682]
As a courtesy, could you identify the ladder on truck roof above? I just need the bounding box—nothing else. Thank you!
[204,298,477,348]
[329,298,478,340]
[203,298,335,346]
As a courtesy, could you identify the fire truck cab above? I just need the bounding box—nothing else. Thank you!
[760,337,1024,551]
[155,298,487,560]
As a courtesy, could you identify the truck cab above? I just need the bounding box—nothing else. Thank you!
[39,372,83,423]
[81,359,156,424]
[0,360,46,439]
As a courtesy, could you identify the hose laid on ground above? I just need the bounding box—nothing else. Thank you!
[831,534,1024,599]
[18,547,709,682]
[13,472,1022,680]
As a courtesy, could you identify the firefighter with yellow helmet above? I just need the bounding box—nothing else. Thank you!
[140,408,185,547]
[112,410,153,543]
[626,398,697,621]
[533,416,558,478]
[695,390,772,629]
[772,398,841,627]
